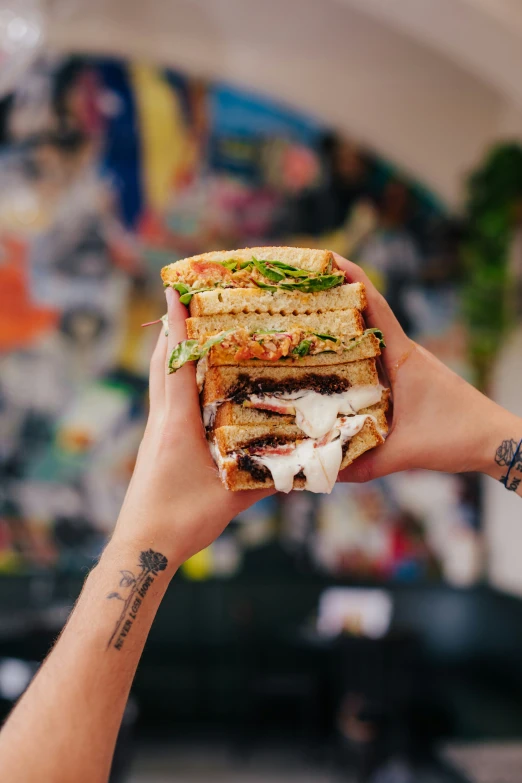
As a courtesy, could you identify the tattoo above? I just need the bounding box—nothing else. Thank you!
[106,549,168,651]
[495,439,518,468]
[500,474,521,492]
[496,438,522,492]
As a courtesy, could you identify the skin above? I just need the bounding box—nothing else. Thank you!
[0,256,521,782]
[334,254,522,492]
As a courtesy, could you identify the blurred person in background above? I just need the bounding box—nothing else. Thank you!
[1,256,522,782]
[356,179,421,333]
[283,134,376,238]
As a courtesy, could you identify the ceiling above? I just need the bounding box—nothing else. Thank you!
[47,0,522,206]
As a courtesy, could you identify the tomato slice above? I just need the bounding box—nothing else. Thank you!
[191,261,232,280]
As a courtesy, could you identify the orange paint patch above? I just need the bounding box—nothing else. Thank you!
[0,235,59,351]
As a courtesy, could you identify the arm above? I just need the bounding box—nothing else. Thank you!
[0,288,265,783]
[335,253,522,496]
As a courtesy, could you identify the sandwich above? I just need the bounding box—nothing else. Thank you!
[160,247,344,304]
[168,310,383,371]
[204,364,388,493]
[158,246,388,493]
[201,362,384,436]
[209,405,388,493]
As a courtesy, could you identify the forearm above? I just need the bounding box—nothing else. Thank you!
[0,532,175,783]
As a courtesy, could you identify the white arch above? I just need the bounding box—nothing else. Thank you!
[48,0,522,204]
[341,0,522,108]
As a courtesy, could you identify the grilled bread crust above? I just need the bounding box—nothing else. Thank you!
[189,283,365,317]
[202,360,379,405]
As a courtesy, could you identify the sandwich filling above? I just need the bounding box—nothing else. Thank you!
[217,414,379,494]
[244,384,385,438]
[168,326,384,373]
[166,256,344,304]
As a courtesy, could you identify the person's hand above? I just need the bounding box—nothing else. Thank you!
[111,288,268,570]
[335,254,518,483]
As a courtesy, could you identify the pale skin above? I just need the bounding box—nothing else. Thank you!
[0,256,521,782]
[333,255,522,495]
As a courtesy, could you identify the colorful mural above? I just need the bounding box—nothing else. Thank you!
[0,55,480,582]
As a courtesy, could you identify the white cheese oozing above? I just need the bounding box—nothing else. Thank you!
[252,413,372,494]
[338,413,372,442]
[203,401,221,428]
[252,438,342,494]
[247,385,384,439]
[196,356,208,393]
[209,439,228,482]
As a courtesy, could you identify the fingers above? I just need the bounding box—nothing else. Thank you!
[148,326,167,414]
[333,253,412,372]
[165,286,201,416]
[166,285,188,353]
[337,431,408,484]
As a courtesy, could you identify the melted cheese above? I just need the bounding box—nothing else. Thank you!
[209,439,228,482]
[252,414,372,494]
[247,385,383,438]
[196,356,208,393]
[203,401,220,428]
[252,438,341,494]
[207,413,381,494]
[338,414,372,441]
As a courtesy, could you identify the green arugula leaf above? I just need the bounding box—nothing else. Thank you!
[252,256,285,282]
[170,282,190,297]
[253,280,279,291]
[292,339,312,357]
[218,258,253,271]
[172,285,221,305]
[313,332,338,342]
[362,327,386,348]
[279,268,310,278]
[266,260,307,274]
[168,329,236,373]
[278,274,343,293]
[265,261,309,278]
[219,259,240,270]
[344,328,386,351]
[168,339,200,372]
[169,282,204,305]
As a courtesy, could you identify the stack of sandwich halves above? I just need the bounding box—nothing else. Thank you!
[161,247,389,494]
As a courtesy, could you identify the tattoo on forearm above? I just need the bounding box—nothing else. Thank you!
[106,549,168,650]
[495,438,522,492]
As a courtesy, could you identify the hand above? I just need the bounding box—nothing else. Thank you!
[111,287,268,570]
[334,254,518,483]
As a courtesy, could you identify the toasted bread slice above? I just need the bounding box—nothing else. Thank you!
[202,360,379,406]
[212,404,388,451]
[211,417,384,491]
[161,248,336,288]
[189,283,366,317]
[208,332,381,367]
[211,390,390,429]
[187,309,364,342]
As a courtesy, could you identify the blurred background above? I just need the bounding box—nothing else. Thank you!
[1,1,522,781]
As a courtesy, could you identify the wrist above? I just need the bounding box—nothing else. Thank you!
[107,494,224,575]
[474,404,522,481]
[103,527,180,581]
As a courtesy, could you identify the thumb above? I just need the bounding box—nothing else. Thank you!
[165,286,200,417]
[333,253,412,374]
[338,428,410,484]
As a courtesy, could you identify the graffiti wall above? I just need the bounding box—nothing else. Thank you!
[0,55,480,582]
